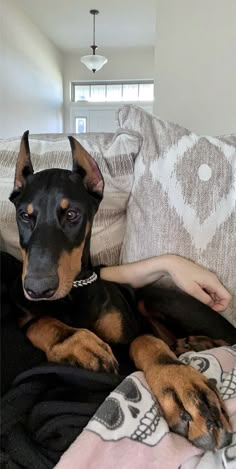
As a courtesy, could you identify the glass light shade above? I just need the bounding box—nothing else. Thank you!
[80,55,108,72]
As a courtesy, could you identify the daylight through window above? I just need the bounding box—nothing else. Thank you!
[71,81,154,103]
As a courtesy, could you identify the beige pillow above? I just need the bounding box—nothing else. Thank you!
[118,105,236,327]
[0,130,141,266]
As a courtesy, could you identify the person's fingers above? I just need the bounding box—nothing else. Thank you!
[202,277,232,311]
[187,283,215,307]
[211,301,226,312]
[204,290,231,312]
[206,277,230,297]
[185,281,231,312]
[171,261,232,312]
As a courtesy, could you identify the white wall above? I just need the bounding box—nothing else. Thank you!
[0,0,64,138]
[154,0,236,135]
[63,47,154,132]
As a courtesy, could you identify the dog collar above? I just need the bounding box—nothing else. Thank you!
[72,272,98,288]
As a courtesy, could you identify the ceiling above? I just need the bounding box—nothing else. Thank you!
[17,0,156,52]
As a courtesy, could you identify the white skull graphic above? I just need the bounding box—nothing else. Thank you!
[87,372,168,446]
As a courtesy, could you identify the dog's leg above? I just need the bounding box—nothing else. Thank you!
[130,335,232,450]
[26,317,118,373]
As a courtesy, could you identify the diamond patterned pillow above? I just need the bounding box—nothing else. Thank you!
[118,105,236,326]
[0,130,141,266]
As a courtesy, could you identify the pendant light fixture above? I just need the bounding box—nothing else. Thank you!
[80,9,108,73]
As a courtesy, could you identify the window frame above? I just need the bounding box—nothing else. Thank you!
[71,80,154,103]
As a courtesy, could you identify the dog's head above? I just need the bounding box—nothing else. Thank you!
[9,131,104,301]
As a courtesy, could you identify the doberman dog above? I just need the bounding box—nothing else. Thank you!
[9,131,236,451]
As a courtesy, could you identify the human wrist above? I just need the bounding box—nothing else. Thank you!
[145,254,175,284]
[155,254,178,276]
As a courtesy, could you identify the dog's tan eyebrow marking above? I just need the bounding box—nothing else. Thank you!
[60,198,69,209]
[27,203,34,215]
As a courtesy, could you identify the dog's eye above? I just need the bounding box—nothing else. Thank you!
[66,209,80,222]
[19,212,30,223]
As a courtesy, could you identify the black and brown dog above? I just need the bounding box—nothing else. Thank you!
[9,131,236,451]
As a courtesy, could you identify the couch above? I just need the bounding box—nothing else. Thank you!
[0,105,235,468]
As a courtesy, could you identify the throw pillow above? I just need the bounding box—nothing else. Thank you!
[118,105,236,326]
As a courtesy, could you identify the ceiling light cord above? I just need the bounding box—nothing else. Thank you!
[80,9,108,73]
[91,9,98,55]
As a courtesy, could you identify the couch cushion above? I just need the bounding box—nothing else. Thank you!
[0,130,141,266]
[118,104,236,326]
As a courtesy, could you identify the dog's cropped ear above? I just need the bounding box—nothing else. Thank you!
[68,136,104,198]
[9,131,34,201]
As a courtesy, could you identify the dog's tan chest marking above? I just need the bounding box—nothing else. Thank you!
[94,309,123,343]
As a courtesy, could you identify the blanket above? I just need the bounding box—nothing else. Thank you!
[55,346,236,469]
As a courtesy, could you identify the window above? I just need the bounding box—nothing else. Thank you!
[106,84,122,101]
[71,80,154,103]
[90,84,106,101]
[74,86,90,101]
[123,83,139,101]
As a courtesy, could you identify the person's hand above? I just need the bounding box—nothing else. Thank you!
[100,254,232,312]
[168,255,232,312]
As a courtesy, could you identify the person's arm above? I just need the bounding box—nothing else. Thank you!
[100,255,232,312]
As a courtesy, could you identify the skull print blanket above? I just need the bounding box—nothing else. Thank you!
[55,346,236,469]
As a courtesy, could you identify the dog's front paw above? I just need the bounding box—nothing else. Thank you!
[130,336,232,449]
[146,360,232,450]
[47,328,119,373]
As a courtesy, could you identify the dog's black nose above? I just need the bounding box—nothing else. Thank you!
[26,287,56,299]
[24,276,58,300]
